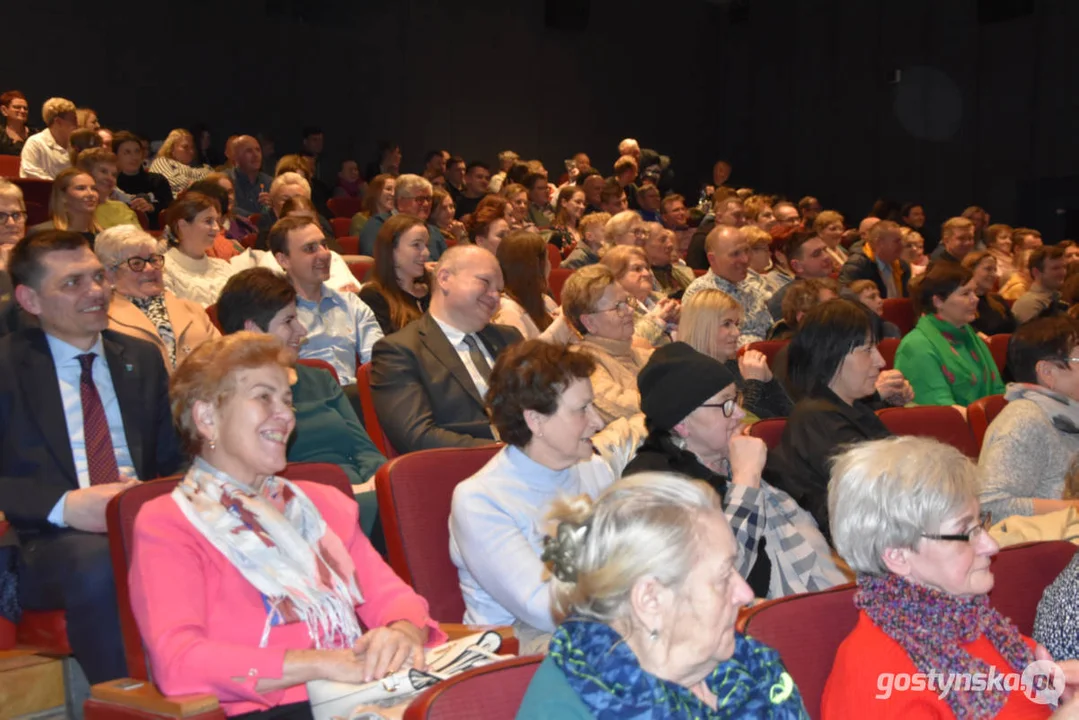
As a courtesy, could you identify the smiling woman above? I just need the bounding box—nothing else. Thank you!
[25,168,102,244]
[359,213,431,335]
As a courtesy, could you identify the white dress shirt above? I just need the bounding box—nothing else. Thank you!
[45,333,137,526]
[431,315,495,399]
[19,129,71,180]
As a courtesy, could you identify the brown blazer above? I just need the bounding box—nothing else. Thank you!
[108,291,220,371]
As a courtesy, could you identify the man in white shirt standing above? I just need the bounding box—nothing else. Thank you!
[0,230,184,683]
[19,97,78,180]
[370,245,523,454]
[270,215,383,386]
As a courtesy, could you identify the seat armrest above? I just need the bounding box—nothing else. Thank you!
[439,623,518,656]
[89,679,221,718]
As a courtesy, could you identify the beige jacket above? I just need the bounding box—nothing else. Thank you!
[578,335,653,427]
[108,291,220,372]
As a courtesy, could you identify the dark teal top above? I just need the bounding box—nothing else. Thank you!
[516,656,593,719]
[288,364,385,486]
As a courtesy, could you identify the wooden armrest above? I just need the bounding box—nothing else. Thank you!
[438,623,518,656]
[90,679,220,717]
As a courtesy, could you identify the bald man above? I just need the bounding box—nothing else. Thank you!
[618,138,641,160]
[682,225,774,345]
[227,135,273,216]
[369,245,523,453]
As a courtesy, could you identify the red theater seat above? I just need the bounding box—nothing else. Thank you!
[967,394,1007,454]
[876,405,978,458]
[404,654,542,720]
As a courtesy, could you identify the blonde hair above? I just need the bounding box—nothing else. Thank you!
[600,245,648,280]
[41,97,75,126]
[269,172,311,200]
[48,168,103,233]
[0,179,25,207]
[847,279,878,297]
[813,210,844,234]
[170,333,293,455]
[547,473,723,625]
[742,195,772,222]
[742,225,772,249]
[604,210,642,246]
[561,264,618,335]
[941,216,975,239]
[156,129,194,161]
[75,108,97,129]
[677,289,742,361]
[578,212,611,241]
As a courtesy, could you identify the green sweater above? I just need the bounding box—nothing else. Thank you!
[894,314,1004,407]
[288,364,385,485]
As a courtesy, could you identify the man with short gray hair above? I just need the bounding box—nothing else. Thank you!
[20,97,78,179]
[357,173,447,259]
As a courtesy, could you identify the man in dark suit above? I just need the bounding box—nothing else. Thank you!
[0,230,184,684]
[838,220,912,300]
[370,245,522,454]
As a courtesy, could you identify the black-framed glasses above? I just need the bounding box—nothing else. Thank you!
[921,512,993,543]
[700,393,744,418]
[117,254,165,272]
[0,211,25,224]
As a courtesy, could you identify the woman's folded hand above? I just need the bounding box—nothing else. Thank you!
[352,622,427,683]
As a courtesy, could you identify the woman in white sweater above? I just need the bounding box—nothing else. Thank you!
[978,316,1079,520]
[162,193,235,307]
[449,340,644,654]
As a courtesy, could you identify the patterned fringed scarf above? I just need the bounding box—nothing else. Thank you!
[856,573,1035,719]
[172,458,364,648]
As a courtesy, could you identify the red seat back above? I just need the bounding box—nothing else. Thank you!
[547,268,573,305]
[356,362,397,458]
[327,196,363,219]
[297,357,340,384]
[25,200,48,226]
[881,298,914,335]
[240,233,257,249]
[968,394,1007,454]
[0,155,20,178]
[748,418,787,450]
[337,236,359,256]
[135,209,150,230]
[331,217,352,238]
[876,337,900,370]
[987,540,1076,636]
[204,303,222,333]
[545,244,561,275]
[106,464,353,681]
[876,405,978,458]
[988,333,1010,374]
[348,257,374,283]
[737,583,857,720]
[376,445,501,622]
[739,340,788,368]
[403,654,543,720]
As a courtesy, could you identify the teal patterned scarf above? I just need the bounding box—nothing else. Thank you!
[549,616,808,718]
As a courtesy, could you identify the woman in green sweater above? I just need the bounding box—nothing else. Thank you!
[894,262,1004,413]
[214,267,386,532]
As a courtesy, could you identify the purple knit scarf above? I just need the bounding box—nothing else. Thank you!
[855,573,1034,719]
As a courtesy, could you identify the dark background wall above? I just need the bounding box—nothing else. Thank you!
[5,0,1079,239]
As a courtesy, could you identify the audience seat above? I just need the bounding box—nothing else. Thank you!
[545,244,561,275]
[987,540,1076,636]
[403,654,542,720]
[356,362,397,458]
[988,333,1010,374]
[0,155,20,178]
[880,298,914,335]
[692,268,706,277]
[327,196,363,219]
[348,257,374,283]
[12,178,50,209]
[337,235,359,255]
[134,209,150,231]
[876,406,978,458]
[876,337,900,370]
[748,418,786,450]
[331,217,352,238]
[204,304,222,333]
[248,213,261,227]
[297,358,339,384]
[547,268,573,304]
[738,340,788,368]
[0,527,72,657]
[968,394,1007,454]
[376,445,502,622]
[25,200,48,226]
[240,233,257,249]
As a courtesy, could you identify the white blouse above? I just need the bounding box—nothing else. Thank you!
[163,248,237,308]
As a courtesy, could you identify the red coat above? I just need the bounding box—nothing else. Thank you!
[129,481,446,716]
[822,611,1051,719]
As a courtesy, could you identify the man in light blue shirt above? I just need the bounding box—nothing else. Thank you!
[0,229,183,683]
[271,215,383,386]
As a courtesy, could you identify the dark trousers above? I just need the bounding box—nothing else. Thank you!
[18,531,127,684]
[233,702,314,720]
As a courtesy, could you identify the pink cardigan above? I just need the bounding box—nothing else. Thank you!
[129,481,446,716]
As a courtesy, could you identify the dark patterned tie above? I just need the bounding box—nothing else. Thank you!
[461,334,492,382]
[77,353,120,486]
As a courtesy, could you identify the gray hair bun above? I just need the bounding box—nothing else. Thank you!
[541,521,589,582]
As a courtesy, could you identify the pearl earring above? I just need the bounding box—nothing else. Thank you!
[208,438,216,451]
[649,629,658,642]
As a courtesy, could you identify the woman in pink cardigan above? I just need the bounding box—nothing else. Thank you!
[128,333,445,719]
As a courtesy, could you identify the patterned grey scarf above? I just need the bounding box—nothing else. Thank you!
[129,294,177,367]
[1004,382,1079,434]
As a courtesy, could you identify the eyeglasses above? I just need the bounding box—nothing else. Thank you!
[407,195,433,205]
[632,227,650,238]
[921,512,993,543]
[0,211,26,224]
[699,393,744,418]
[117,254,165,272]
[591,300,632,315]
